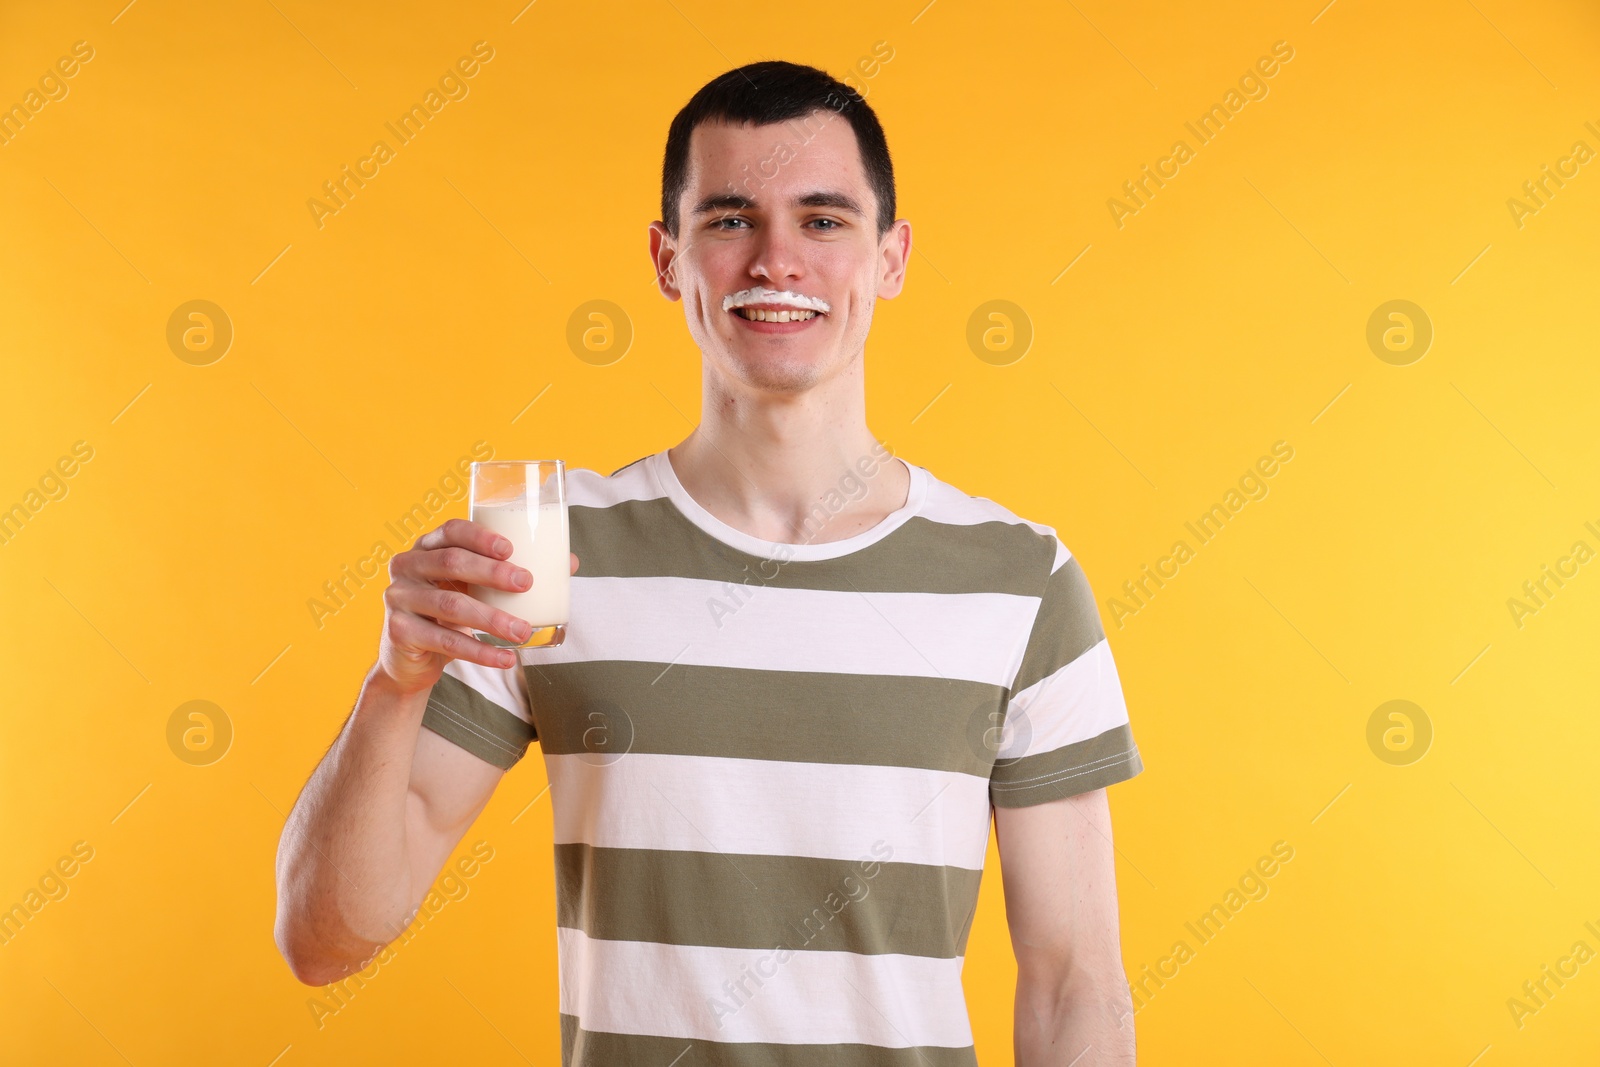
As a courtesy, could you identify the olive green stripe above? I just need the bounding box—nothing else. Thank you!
[529,659,1003,775]
[554,844,982,959]
[571,498,1056,595]
[989,722,1143,808]
[420,672,535,771]
[559,1013,978,1067]
[1009,555,1105,696]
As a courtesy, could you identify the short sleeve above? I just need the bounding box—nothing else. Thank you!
[989,536,1143,808]
[419,651,537,771]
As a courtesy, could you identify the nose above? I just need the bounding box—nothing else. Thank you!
[747,221,803,286]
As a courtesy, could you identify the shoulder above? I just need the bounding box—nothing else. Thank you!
[562,453,661,509]
[915,464,1073,577]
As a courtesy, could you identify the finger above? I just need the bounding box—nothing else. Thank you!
[391,610,519,669]
[415,516,512,560]
[570,552,579,574]
[389,581,532,644]
[394,543,532,593]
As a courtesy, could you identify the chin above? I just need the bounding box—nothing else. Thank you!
[723,351,829,393]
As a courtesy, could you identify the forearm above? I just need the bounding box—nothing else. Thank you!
[1015,963,1137,1066]
[274,663,430,985]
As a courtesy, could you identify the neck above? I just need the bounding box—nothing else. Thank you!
[667,357,909,545]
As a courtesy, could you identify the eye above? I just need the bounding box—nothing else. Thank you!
[711,216,749,230]
[809,218,842,231]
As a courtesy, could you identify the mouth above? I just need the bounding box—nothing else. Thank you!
[728,305,826,333]
[722,287,830,334]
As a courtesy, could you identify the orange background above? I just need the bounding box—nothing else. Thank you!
[2,0,1597,1063]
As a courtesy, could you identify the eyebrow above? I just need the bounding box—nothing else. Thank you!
[691,190,866,218]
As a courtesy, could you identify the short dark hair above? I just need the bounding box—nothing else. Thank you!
[660,60,896,241]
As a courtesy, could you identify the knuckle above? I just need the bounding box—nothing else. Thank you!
[437,589,466,618]
[440,546,471,576]
[387,611,414,644]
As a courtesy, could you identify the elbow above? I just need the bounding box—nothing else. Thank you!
[1016,954,1071,1017]
[283,956,333,989]
[273,837,349,987]
[273,896,388,988]
[1017,944,1128,1006]
[1017,955,1136,1045]
[277,933,357,989]
[275,912,332,987]
[273,889,356,988]
[1015,939,1076,986]
[270,820,402,987]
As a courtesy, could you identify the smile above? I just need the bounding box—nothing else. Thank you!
[729,306,825,333]
[733,308,821,322]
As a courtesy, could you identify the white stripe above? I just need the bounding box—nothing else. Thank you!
[558,927,973,1048]
[920,481,1073,571]
[536,575,1035,686]
[648,450,934,563]
[441,654,531,724]
[566,459,659,508]
[1047,532,1072,572]
[546,752,992,870]
[996,638,1129,760]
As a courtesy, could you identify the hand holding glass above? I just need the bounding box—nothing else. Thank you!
[467,460,569,648]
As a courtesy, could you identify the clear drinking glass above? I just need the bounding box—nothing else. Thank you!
[467,460,569,648]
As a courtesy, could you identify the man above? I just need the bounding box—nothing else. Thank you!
[275,60,1144,1065]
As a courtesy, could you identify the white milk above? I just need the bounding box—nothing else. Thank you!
[468,497,570,627]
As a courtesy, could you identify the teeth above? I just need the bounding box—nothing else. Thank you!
[736,308,819,322]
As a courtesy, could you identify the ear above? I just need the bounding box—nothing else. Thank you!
[876,218,911,300]
[648,221,682,302]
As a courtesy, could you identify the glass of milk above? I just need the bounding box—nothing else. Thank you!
[466,460,569,649]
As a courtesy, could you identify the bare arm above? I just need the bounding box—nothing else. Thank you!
[272,666,505,986]
[995,787,1137,1066]
[272,517,573,986]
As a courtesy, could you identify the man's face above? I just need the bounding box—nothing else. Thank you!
[650,111,910,395]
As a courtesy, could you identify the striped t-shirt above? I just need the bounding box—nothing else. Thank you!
[420,446,1143,1066]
